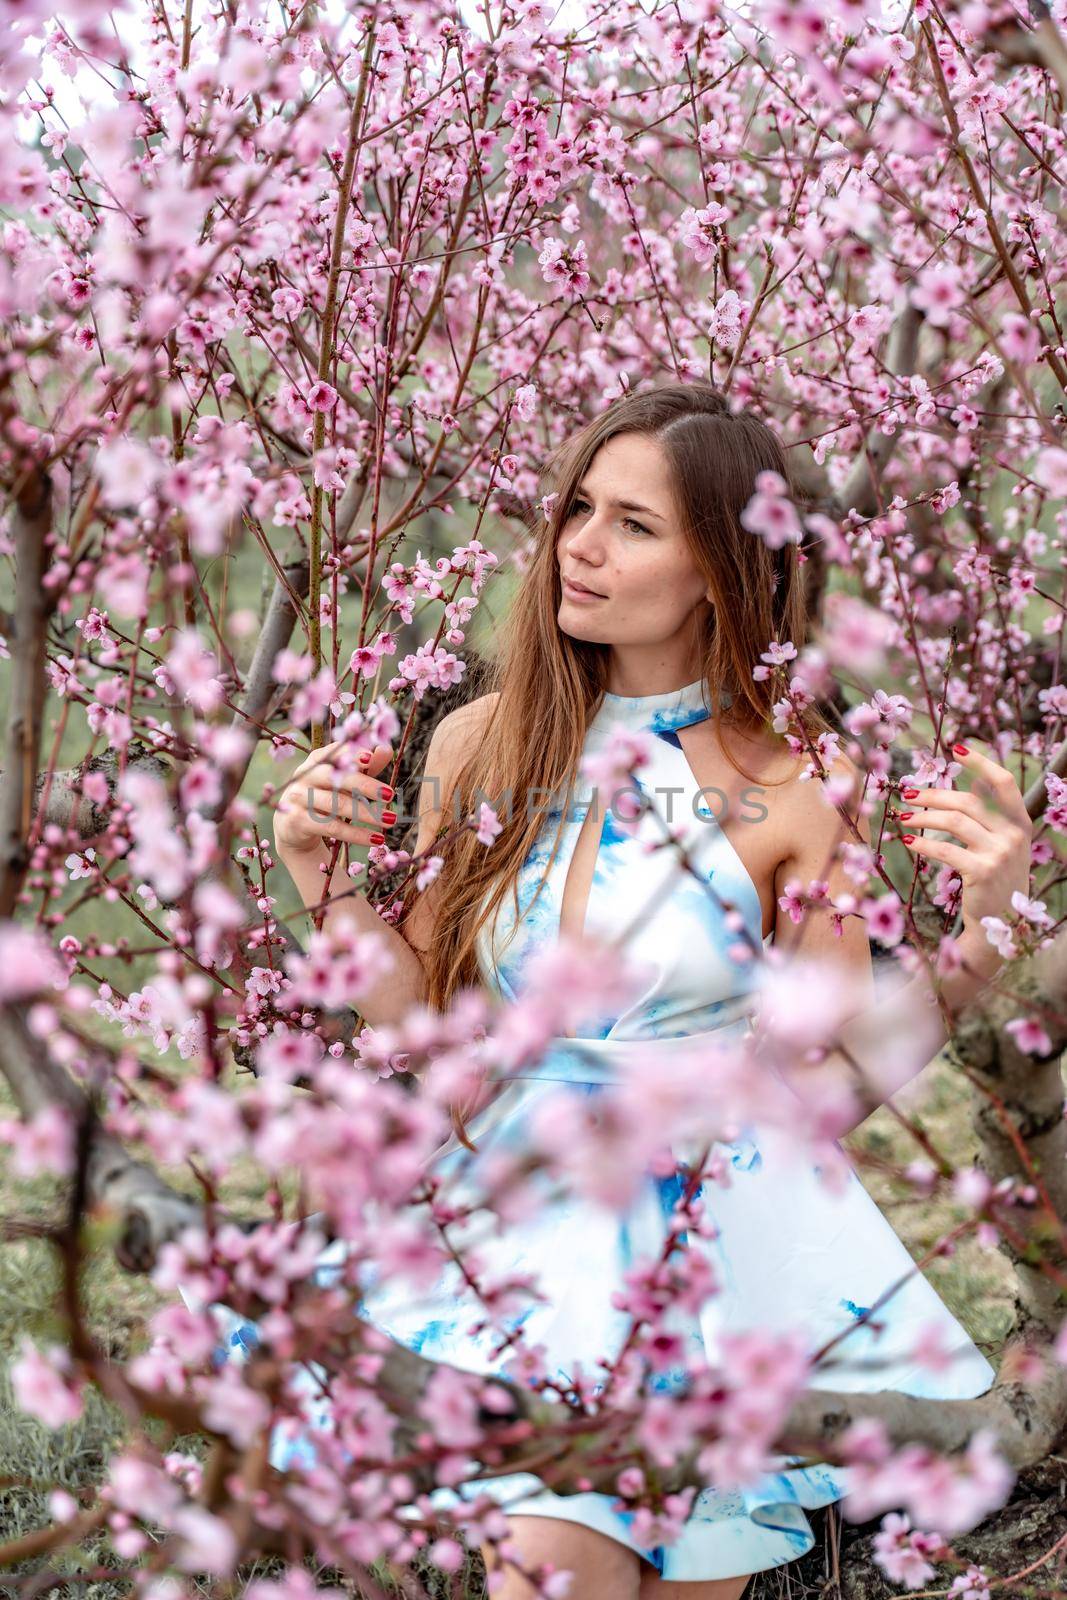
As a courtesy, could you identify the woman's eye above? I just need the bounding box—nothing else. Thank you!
[571,499,650,537]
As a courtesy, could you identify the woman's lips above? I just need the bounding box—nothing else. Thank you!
[562,576,606,601]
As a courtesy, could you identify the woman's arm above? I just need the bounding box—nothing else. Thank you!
[761,745,1034,1138]
[273,698,491,1028]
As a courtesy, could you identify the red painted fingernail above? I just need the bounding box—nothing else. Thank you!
[381,810,397,826]
[358,752,370,766]
[379,785,394,800]
[902,834,915,845]
[902,787,920,799]
[898,811,913,821]
[953,743,969,754]
[369,832,385,845]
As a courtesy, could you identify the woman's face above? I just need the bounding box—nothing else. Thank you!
[555,432,712,657]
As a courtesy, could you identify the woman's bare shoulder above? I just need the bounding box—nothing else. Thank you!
[430,690,501,757]
[406,691,502,898]
[774,742,870,846]
[716,719,800,785]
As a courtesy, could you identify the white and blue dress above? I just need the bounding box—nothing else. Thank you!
[187,678,996,1582]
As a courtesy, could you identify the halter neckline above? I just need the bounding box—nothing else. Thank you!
[594,676,729,730]
[600,676,707,708]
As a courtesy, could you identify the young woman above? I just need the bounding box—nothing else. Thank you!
[271,383,1032,1599]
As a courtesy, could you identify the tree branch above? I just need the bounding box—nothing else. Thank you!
[0,467,55,918]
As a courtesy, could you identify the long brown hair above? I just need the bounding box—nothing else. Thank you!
[400,381,832,1028]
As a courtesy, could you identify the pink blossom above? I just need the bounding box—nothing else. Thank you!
[416,1365,482,1449]
[1009,890,1053,928]
[117,770,191,903]
[1005,1016,1053,1056]
[936,935,964,976]
[283,926,395,1010]
[581,729,653,826]
[759,639,798,667]
[47,655,86,698]
[757,0,828,56]
[149,1303,219,1367]
[178,758,222,815]
[196,1364,272,1447]
[349,644,380,679]
[10,1339,84,1429]
[98,551,150,618]
[860,893,904,947]
[980,916,1017,960]
[840,1414,892,1466]
[722,1328,811,1409]
[947,1564,992,1600]
[192,880,245,965]
[909,1322,957,1376]
[394,640,466,700]
[291,667,339,728]
[908,1428,1014,1535]
[172,1505,238,1575]
[306,381,338,413]
[739,470,802,548]
[753,956,858,1052]
[0,1103,75,1178]
[679,202,730,264]
[474,801,502,846]
[48,1488,79,1522]
[709,287,743,348]
[513,381,538,420]
[848,302,893,352]
[953,1167,992,1209]
[108,1452,182,1520]
[537,236,591,297]
[271,286,304,320]
[999,312,1039,363]
[163,629,226,714]
[426,1538,465,1573]
[871,1512,941,1586]
[910,263,964,327]
[95,436,162,509]
[416,853,444,891]
[272,649,313,684]
[0,921,66,999]
[1034,446,1067,498]
[145,1079,247,1172]
[255,1025,325,1085]
[776,879,807,924]
[821,594,896,676]
[636,1393,698,1467]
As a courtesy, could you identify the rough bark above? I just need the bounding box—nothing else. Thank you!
[951,931,1067,1342]
[0,1003,237,1272]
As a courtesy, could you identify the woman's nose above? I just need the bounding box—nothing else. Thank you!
[564,514,604,559]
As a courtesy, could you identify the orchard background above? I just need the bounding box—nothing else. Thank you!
[0,0,1065,1596]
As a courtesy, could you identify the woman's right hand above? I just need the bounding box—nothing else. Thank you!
[273,738,397,856]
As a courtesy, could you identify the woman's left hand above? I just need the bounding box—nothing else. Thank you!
[896,742,1033,954]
